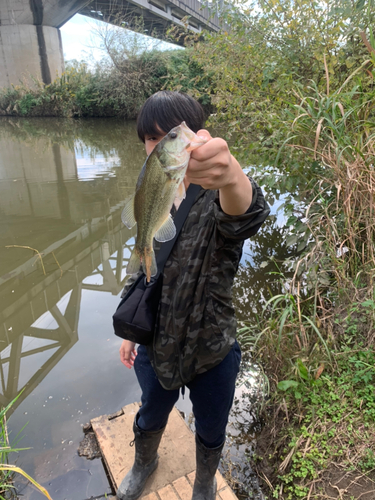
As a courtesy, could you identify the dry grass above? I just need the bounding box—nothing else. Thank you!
[241,67,375,500]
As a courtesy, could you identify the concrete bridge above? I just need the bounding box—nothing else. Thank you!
[0,0,222,89]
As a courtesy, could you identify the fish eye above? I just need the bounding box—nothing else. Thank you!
[169,132,177,139]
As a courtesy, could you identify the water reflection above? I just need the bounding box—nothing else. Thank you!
[0,119,146,417]
[233,210,294,323]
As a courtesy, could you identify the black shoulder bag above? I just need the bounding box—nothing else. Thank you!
[113,184,201,345]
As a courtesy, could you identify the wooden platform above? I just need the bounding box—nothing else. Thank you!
[91,403,238,500]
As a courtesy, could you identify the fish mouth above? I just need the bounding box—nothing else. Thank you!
[180,122,197,142]
[180,122,207,151]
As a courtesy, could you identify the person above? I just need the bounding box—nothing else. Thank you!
[117,91,270,500]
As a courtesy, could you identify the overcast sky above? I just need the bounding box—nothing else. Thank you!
[60,14,178,64]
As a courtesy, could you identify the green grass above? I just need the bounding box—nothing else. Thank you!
[272,348,375,499]
[239,291,375,499]
[0,393,52,500]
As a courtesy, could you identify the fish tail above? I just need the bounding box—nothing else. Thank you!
[126,248,141,275]
[142,247,157,283]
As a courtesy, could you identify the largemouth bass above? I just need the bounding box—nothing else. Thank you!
[121,122,207,282]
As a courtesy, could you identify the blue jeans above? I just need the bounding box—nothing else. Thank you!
[134,341,241,448]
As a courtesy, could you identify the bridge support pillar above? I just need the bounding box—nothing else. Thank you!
[0,24,64,89]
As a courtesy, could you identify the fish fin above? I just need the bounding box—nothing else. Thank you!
[175,181,186,204]
[121,195,136,229]
[126,249,141,275]
[142,248,157,283]
[154,215,176,242]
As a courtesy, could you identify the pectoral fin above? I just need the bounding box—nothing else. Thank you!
[121,195,136,229]
[155,214,176,242]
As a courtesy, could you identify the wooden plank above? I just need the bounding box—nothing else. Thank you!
[92,404,196,497]
[172,476,192,500]
[91,402,238,499]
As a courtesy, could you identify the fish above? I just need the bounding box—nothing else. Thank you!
[121,122,208,282]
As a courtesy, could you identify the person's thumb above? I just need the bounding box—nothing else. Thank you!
[196,129,212,141]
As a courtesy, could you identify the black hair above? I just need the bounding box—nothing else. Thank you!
[137,91,205,143]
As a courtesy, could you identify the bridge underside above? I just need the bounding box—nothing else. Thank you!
[0,0,220,89]
[80,0,220,43]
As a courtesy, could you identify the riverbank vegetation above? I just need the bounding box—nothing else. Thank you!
[0,20,210,119]
[0,395,52,499]
[0,49,207,118]
[241,80,375,500]
[185,0,375,498]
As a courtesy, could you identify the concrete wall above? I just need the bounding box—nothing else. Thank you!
[0,0,30,26]
[0,0,91,29]
[0,0,90,88]
[0,24,64,88]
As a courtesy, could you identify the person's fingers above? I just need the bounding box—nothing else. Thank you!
[196,129,212,140]
[187,129,212,153]
[123,349,138,369]
[189,138,229,167]
[120,343,137,368]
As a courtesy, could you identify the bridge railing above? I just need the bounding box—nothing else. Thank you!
[168,0,222,30]
[82,0,224,33]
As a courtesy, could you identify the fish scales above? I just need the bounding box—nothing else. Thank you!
[121,122,207,282]
[134,155,177,251]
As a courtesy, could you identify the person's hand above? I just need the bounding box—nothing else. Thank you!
[120,340,137,369]
[187,130,238,191]
[187,130,253,216]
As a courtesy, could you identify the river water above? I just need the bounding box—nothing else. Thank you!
[0,117,288,500]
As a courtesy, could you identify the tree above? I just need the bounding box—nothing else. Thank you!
[190,0,375,169]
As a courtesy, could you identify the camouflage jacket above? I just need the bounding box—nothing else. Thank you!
[122,177,270,390]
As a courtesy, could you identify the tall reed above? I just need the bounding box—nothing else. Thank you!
[0,394,52,499]
[238,51,375,500]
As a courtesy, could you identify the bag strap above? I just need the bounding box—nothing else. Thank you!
[156,183,202,273]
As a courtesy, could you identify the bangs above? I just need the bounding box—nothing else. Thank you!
[137,102,183,142]
[137,91,205,143]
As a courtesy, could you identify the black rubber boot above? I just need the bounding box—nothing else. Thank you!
[192,434,225,500]
[116,415,165,500]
